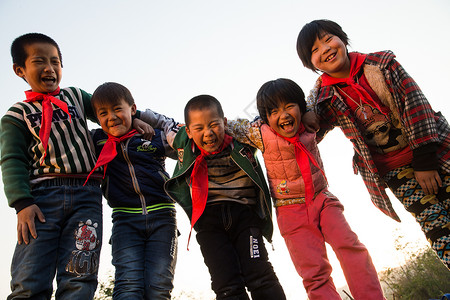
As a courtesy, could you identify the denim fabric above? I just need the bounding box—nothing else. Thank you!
[9,178,103,300]
[195,202,285,300]
[111,208,178,300]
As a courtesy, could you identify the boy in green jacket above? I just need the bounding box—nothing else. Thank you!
[162,95,285,300]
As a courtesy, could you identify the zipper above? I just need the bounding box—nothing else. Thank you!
[121,139,147,215]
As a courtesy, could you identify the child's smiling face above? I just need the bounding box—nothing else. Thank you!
[185,107,227,153]
[311,32,350,78]
[94,98,137,137]
[266,102,302,138]
[13,42,62,93]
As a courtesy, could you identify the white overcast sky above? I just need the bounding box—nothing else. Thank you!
[0,1,449,299]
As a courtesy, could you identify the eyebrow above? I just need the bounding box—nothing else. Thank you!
[30,55,60,60]
[190,123,204,129]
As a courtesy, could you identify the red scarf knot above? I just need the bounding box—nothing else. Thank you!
[321,52,388,115]
[24,87,71,163]
[84,129,138,185]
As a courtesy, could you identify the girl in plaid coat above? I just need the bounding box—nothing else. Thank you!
[296,19,450,269]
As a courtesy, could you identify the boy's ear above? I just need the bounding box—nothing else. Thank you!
[13,63,26,81]
[223,117,227,127]
[131,103,137,115]
[185,126,193,139]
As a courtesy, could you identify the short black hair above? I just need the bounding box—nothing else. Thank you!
[11,33,63,67]
[184,95,224,126]
[297,19,349,72]
[256,78,306,124]
[91,82,135,110]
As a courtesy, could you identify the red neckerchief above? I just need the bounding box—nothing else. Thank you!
[321,52,388,117]
[274,123,326,206]
[24,87,71,163]
[321,52,367,89]
[84,129,138,185]
[187,133,233,249]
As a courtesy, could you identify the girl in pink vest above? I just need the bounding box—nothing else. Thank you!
[227,78,385,300]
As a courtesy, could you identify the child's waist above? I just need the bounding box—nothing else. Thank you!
[274,198,306,207]
[30,174,102,188]
[112,203,176,214]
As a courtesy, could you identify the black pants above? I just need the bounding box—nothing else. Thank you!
[195,202,286,300]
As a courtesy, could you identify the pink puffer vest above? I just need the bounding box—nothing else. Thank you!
[261,124,327,201]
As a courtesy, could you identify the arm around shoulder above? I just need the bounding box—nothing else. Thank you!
[306,77,322,111]
[137,109,181,138]
[226,119,264,151]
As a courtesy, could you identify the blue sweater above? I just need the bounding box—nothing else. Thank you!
[92,128,176,214]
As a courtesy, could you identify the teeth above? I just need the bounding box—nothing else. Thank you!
[325,53,335,62]
[280,121,293,129]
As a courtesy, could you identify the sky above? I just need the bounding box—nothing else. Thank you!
[0,0,449,299]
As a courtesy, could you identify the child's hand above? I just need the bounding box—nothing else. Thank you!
[250,116,264,128]
[302,111,320,133]
[414,170,442,195]
[133,118,155,141]
[17,204,46,245]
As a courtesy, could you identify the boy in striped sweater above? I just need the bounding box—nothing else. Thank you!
[1,33,103,299]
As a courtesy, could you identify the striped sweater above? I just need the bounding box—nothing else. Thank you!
[1,87,100,211]
[205,146,257,205]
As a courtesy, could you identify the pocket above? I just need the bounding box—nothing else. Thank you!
[276,205,307,237]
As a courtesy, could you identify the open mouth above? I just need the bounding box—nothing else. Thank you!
[325,53,336,62]
[203,139,216,146]
[279,120,294,130]
[42,77,56,83]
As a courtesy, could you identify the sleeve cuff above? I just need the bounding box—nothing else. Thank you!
[412,142,438,171]
[14,198,34,214]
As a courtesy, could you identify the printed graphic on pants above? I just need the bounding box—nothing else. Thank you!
[250,236,260,258]
[66,219,100,276]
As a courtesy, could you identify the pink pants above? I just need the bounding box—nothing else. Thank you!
[276,190,385,300]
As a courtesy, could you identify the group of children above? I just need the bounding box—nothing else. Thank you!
[1,18,448,300]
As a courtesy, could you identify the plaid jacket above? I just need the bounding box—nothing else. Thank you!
[308,51,450,221]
